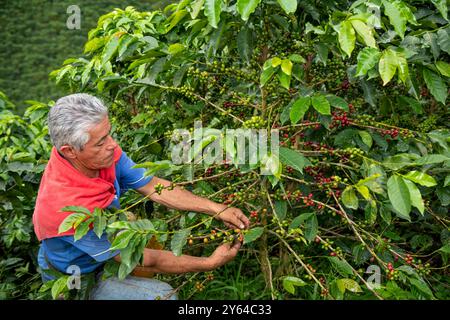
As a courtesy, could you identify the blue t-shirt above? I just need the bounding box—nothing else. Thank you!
[38,151,152,281]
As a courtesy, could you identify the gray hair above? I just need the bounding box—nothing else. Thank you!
[48,93,109,151]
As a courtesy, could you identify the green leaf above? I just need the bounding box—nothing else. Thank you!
[117,235,138,268]
[276,0,297,14]
[423,68,448,104]
[311,95,331,115]
[108,221,132,230]
[387,175,411,220]
[290,96,310,123]
[364,201,377,225]
[305,213,318,242]
[204,0,222,28]
[379,49,398,85]
[190,0,206,19]
[102,35,120,66]
[281,59,293,76]
[338,20,356,58]
[356,184,371,200]
[415,154,450,165]
[398,95,423,114]
[110,230,135,251]
[272,57,282,68]
[396,54,409,84]
[358,131,373,149]
[84,37,106,54]
[237,25,253,63]
[274,200,287,220]
[93,209,107,239]
[58,213,87,234]
[342,186,359,209]
[282,276,306,294]
[444,175,450,187]
[168,43,185,55]
[349,19,376,48]
[437,29,450,54]
[237,0,261,21]
[438,243,450,254]
[357,173,384,194]
[432,0,448,20]
[403,171,437,187]
[403,179,424,215]
[74,218,93,241]
[289,212,314,230]
[261,153,282,179]
[382,153,418,170]
[356,47,381,77]
[171,228,190,256]
[326,95,349,111]
[382,0,408,39]
[328,257,353,277]
[336,278,363,293]
[51,277,68,300]
[277,70,291,89]
[409,278,434,299]
[289,54,306,63]
[436,61,450,77]
[260,66,276,86]
[165,10,188,33]
[279,147,311,174]
[243,227,264,244]
[60,206,91,215]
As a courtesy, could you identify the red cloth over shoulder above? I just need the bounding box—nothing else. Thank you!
[32,146,123,241]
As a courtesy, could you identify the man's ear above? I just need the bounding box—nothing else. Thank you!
[59,145,78,159]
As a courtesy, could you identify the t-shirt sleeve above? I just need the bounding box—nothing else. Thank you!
[62,229,120,263]
[116,151,153,192]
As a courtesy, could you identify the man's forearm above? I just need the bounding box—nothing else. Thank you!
[137,177,226,216]
[141,248,214,274]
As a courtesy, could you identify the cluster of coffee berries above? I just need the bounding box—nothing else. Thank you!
[302,141,335,153]
[243,116,266,129]
[320,288,329,297]
[288,228,306,243]
[354,114,376,126]
[168,85,196,101]
[154,183,165,195]
[386,262,400,281]
[205,167,215,176]
[187,67,217,85]
[195,281,205,292]
[416,261,431,277]
[223,101,237,109]
[417,115,438,133]
[330,111,350,129]
[326,189,342,199]
[404,254,414,265]
[304,264,317,280]
[249,210,259,219]
[343,147,364,159]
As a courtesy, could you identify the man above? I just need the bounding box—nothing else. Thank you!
[32,93,250,300]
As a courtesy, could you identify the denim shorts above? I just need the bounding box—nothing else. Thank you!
[89,275,178,300]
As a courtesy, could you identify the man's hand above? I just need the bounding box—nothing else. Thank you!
[215,207,250,230]
[208,241,242,269]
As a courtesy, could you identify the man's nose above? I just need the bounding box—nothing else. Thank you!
[106,136,118,150]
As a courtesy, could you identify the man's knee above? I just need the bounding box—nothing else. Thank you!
[90,276,177,300]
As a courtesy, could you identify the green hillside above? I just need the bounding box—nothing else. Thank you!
[0,0,169,113]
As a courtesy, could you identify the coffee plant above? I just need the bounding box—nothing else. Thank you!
[0,92,52,299]
[2,0,449,300]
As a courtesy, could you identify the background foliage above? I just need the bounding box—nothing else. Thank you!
[0,0,169,113]
[0,0,449,300]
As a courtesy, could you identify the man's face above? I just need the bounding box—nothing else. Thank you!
[74,116,118,170]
